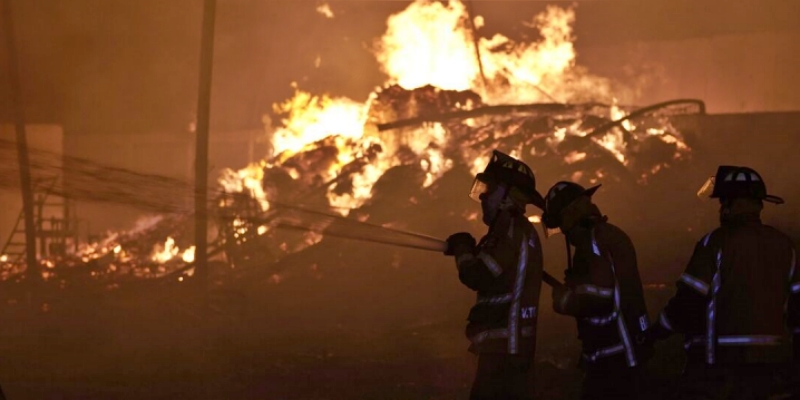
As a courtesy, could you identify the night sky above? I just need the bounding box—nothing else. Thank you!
[1,0,799,134]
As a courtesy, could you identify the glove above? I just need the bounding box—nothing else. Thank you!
[444,232,476,256]
[636,331,656,363]
[645,323,672,344]
[551,285,572,315]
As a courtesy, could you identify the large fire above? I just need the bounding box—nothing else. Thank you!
[1,0,696,286]
[220,1,662,214]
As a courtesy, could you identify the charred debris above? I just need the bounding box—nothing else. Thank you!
[0,85,704,306]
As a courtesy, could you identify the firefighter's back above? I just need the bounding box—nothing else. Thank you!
[718,224,794,331]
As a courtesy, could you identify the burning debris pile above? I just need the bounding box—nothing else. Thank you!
[208,1,702,282]
[0,1,703,289]
[0,213,197,286]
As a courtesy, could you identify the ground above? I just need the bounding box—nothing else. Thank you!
[0,276,691,400]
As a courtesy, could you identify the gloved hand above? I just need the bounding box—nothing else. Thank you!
[636,331,656,363]
[645,322,672,344]
[444,232,476,256]
[551,285,572,315]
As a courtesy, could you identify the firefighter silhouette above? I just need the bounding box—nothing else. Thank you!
[542,181,651,400]
[444,150,545,400]
[649,166,798,399]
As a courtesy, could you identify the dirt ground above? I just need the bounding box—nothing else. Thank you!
[0,269,693,400]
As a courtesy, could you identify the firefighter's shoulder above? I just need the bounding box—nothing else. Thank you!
[695,227,724,248]
[592,220,633,248]
[760,224,794,245]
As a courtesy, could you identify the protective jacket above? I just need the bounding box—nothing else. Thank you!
[558,217,650,367]
[657,214,798,365]
[455,212,544,355]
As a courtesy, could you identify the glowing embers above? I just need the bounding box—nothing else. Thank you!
[563,151,587,165]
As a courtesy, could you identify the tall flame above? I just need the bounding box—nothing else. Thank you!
[376,0,477,91]
[376,2,613,104]
[217,0,676,219]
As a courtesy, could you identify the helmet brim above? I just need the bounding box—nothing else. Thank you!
[764,195,785,205]
[700,171,784,205]
[529,191,546,210]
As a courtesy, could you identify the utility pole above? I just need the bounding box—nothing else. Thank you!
[464,0,488,93]
[2,0,39,283]
[195,0,216,300]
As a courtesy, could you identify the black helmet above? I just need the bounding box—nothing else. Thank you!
[468,150,545,210]
[697,165,783,204]
[542,181,601,229]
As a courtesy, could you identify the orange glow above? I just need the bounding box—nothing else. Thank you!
[151,237,180,264]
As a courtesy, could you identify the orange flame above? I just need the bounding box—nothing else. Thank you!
[217,1,688,218]
[151,237,180,264]
[376,0,477,91]
[376,2,613,105]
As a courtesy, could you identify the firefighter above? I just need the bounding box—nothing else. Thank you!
[542,181,651,400]
[444,150,545,400]
[648,166,798,399]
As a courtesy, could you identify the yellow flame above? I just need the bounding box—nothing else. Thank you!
[376,0,476,91]
[182,246,196,263]
[564,151,587,165]
[304,231,324,246]
[610,98,634,131]
[595,100,629,165]
[470,153,492,177]
[375,2,611,105]
[151,237,180,263]
[229,1,608,215]
[218,164,270,211]
[212,0,687,220]
[0,255,7,263]
[316,2,334,18]
[272,87,368,159]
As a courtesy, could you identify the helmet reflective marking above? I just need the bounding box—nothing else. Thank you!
[736,173,747,181]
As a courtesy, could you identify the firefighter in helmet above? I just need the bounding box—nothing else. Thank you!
[542,181,650,400]
[648,166,798,399]
[444,150,545,400]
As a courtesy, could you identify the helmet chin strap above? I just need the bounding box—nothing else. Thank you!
[565,234,573,272]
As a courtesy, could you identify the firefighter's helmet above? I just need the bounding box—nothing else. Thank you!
[468,150,545,210]
[697,165,783,204]
[542,181,601,231]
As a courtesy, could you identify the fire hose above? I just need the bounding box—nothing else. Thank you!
[274,218,563,289]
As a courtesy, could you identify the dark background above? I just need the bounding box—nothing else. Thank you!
[2,0,800,134]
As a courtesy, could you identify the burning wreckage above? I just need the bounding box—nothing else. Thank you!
[0,84,703,294]
[0,2,703,305]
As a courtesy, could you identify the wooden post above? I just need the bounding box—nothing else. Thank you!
[464,0,488,92]
[194,0,216,297]
[2,0,39,282]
